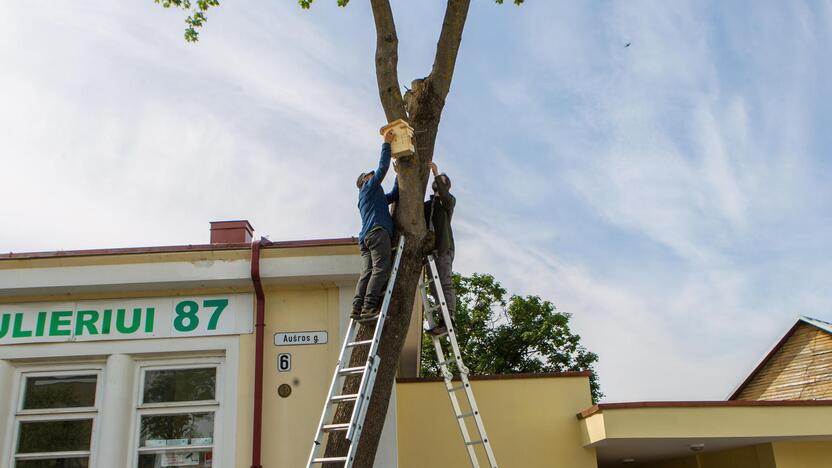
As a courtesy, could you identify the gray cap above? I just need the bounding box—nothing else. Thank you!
[356,171,374,189]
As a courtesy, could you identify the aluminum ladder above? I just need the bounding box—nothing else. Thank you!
[419,254,499,468]
[307,236,405,467]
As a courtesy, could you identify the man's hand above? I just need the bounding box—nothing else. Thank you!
[428,161,439,176]
[384,130,395,144]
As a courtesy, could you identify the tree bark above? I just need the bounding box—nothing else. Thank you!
[323,1,470,466]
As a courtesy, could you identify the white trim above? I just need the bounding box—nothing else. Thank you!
[0,335,235,360]
[0,254,360,296]
[8,363,104,468]
[14,450,90,460]
[136,445,213,453]
[130,357,225,468]
[2,335,240,468]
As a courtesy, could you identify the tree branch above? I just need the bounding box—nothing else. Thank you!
[430,0,471,100]
[370,0,407,122]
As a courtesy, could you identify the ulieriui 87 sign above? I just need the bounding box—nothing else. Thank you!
[0,294,253,345]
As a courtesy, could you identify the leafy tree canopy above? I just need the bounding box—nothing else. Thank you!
[422,272,603,402]
[155,0,523,43]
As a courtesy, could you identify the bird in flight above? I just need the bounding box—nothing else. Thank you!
[625,42,632,47]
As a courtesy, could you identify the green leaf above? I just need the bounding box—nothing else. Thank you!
[421,272,603,402]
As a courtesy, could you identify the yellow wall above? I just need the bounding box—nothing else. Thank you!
[638,445,774,468]
[254,286,344,468]
[396,376,597,468]
[590,406,832,441]
[699,445,772,468]
[772,441,832,468]
[623,442,832,468]
[235,332,255,468]
[640,456,700,468]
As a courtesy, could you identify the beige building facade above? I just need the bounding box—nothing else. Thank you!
[1,220,831,468]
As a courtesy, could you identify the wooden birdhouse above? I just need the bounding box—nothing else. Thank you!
[380,119,416,159]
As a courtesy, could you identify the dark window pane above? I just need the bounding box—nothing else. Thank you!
[17,420,92,453]
[16,458,89,468]
[23,375,97,410]
[143,369,215,403]
[140,413,214,447]
[138,451,212,468]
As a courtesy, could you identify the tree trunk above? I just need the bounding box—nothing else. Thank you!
[322,112,437,468]
[323,1,469,466]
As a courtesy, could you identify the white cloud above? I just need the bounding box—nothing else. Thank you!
[2,0,831,403]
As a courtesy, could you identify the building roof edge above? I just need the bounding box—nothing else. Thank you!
[0,237,359,261]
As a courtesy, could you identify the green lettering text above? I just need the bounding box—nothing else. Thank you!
[75,310,99,336]
[174,301,199,332]
[116,308,141,334]
[145,308,155,333]
[35,312,47,337]
[204,299,228,331]
[12,313,32,338]
[0,314,9,338]
[49,311,72,336]
[102,309,112,334]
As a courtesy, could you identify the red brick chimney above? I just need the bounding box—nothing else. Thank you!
[210,220,254,244]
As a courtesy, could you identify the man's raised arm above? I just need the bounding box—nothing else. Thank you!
[370,130,396,187]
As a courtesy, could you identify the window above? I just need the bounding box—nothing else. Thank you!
[12,371,100,468]
[135,364,219,468]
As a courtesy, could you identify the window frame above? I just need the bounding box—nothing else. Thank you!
[131,358,224,468]
[9,365,104,468]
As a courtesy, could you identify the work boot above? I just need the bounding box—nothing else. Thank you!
[359,306,380,321]
[350,305,362,320]
[426,324,447,336]
[426,316,450,336]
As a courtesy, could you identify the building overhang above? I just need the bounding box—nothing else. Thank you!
[577,400,832,465]
[0,238,360,298]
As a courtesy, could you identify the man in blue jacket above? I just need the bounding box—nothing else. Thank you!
[352,129,398,320]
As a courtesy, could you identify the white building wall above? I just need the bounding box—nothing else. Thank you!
[0,359,14,466]
[96,354,135,467]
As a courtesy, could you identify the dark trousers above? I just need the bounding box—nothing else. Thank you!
[430,249,456,318]
[353,229,392,310]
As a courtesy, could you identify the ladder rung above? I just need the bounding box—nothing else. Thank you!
[323,423,351,432]
[438,358,457,366]
[457,412,477,419]
[466,439,485,446]
[448,384,466,392]
[357,314,380,323]
[339,366,367,376]
[346,339,373,347]
[330,394,359,403]
[312,457,348,463]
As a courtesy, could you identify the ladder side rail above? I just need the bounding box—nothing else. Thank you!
[433,335,480,467]
[345,236,404,441]
[313,236,405,465]
[345,355,381,467]
[422,271,479,467]
[426,256,467,374]
[426,257,498,467]
[418,277,439,330]
[307,319,360,467]
[365,236,405,360]
[344,359,371,442]
[459,372,498,467]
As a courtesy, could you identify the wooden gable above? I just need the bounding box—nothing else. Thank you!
[731,320,832,400]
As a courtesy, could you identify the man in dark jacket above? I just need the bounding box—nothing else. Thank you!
[425,161,456,335]
[353,129,398,320]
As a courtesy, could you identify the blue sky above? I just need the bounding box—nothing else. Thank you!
[2,1,831,402]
